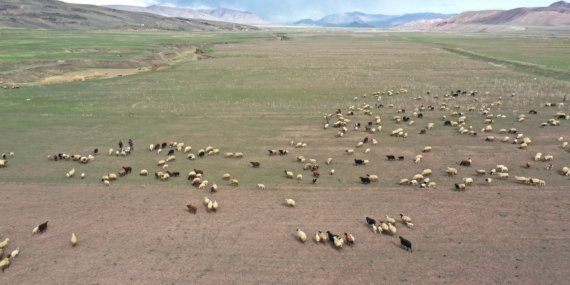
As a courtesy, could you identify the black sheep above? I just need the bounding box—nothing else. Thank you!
[173,172,180,177]
[444,120,451,126]
[355,159,364,165]
[399,236,412,252]
[417,113,423,118]
[94,148,99,155]
[38,221,48,234]
[360,177,371,184]
[363,137,368,143]
[366,216,376,225]
[312,178,318,184]
[398,156,404,161]
[386,155,395,161]
[161,142,167,149]
[198,151,205,157]
[326,231,338,243]
[167,149,175,156]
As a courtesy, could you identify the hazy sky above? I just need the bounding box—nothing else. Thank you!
[62,0,560,22]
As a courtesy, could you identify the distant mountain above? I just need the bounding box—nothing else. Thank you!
[293,11,455,27]
[105,5,271,25]
[0,0,258,31]
[405,1,570,31]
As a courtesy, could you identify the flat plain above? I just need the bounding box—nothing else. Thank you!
[1,29,570,284]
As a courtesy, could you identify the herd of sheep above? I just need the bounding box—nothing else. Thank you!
[1,87,569,271]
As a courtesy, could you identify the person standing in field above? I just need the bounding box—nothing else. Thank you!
[118,140,123,152]
[128,139,134,151]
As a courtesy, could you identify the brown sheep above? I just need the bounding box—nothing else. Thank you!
[313,170,320,177]
[250,162,260,168]
[187,204,197,214]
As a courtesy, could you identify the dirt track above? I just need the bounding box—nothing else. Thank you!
[1,182,568,284]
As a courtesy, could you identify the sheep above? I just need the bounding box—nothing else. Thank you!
[0,238,8,249]
[543,155,553,161]
[210,183,218,193]
[498,173,509,179]
[326,157,333,165]
[257,183,265,190]
[222,173,231,180]
[562,167,570,175]
[108,173,117,180]
[463,177,474,185]
[157,160,166,166]
[285,199,295,207]
[167,155,176,162]
[251,161,261,168]
[234,152,244,158]
[108,148,114,156]
[428,182,436,188]
[225,152,235,158]
[563,142,568,149]
[413,174,424,181]
[534,153,542,161]
[187,203,198,214]
[192,178,202,187]
[296,156,305,162]
[229,179,239,186]
[485,136,495,141]
[400,214,412,224]
[502,136,510,143]
[399,178,409,185]
[0,255,10,272]
[344,233,355,247]
[296,174,303,180]
[485,178,492,185]
[303,163,313,170]
[455,183,466,190]
[139,169,148,176]
[387,223,397,235]
[421,169,432,176]
[162,164,169,170]
[423,146,432,153]
[372,139,378,145]
[519,143,528,149]
[515,176,529,183]
[409,179,418,185]
[364,148,371,154]
[447,167,458,176]
[368,174,378,182]
[399,236,412,252]
[284,170,294,179]
[161,173,170,180]
[386,215,396,225]
[345,149,354,155]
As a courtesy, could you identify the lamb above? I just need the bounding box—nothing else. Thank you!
[285,199,295,207]
[399,236,412,252]
[257,183,265,190]
[285,170,294,179]
[230,179,239,186]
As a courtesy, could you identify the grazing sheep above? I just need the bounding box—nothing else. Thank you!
[485,178,492,185]
[167,155,176,162]
[140,169,148,176]
[257,183,265,190]
[230,179,239,186]
[459,158,472,166]
[428,182,436,188]
[367,174,378,182]
[399,178,409,185]
[33,221,49,235]
[476,169,486,175]
[386,215,396,225]
[543,155,554,161]
[222,173,230,180]
[157,160,166,166]
[251,161,261,168]
[372,139,378,145]
[326,157,333,165]
[225,152,235,158]
[346,149,354,155]
[330,169,335,175]
[296,174,303,180]
[365,148,371,154]
[162,164,169,170]
[563,142,568,149]
[455,183,466,190]
[285,199,295,207]
[108,148,114,156]
[0,255,10,272]
[463,177,474,185]
[423,146,432,152]
[413,174,424,181]
[161,173,170,180]
[187,204,198,214]
[409,179,418,185]
[498,173,509,179]
[108,173,117,180]
[285,170,294,179]
[387,223,397,235]
[422,169,432,176]
[296,229,307,243]
[399,236,412,252]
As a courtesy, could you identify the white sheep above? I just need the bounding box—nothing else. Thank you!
[326,158,332,165]
[184,146,192,153]
[365,148,370,154]
[140,169,148,176]
[285,198,295,207]
[257,183,265,190]
[543,155,553,161]
[330,169,335,175]
[296,174,303,180]
[104,180,110,186]
[428,182,436,188]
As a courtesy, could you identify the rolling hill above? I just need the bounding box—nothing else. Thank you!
[105,5,271,26]
[293,11,455,27]
[0,0,258,31]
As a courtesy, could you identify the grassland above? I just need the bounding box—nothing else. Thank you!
[1,29,570,284]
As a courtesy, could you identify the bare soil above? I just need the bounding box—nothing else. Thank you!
[0,181,568,284]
